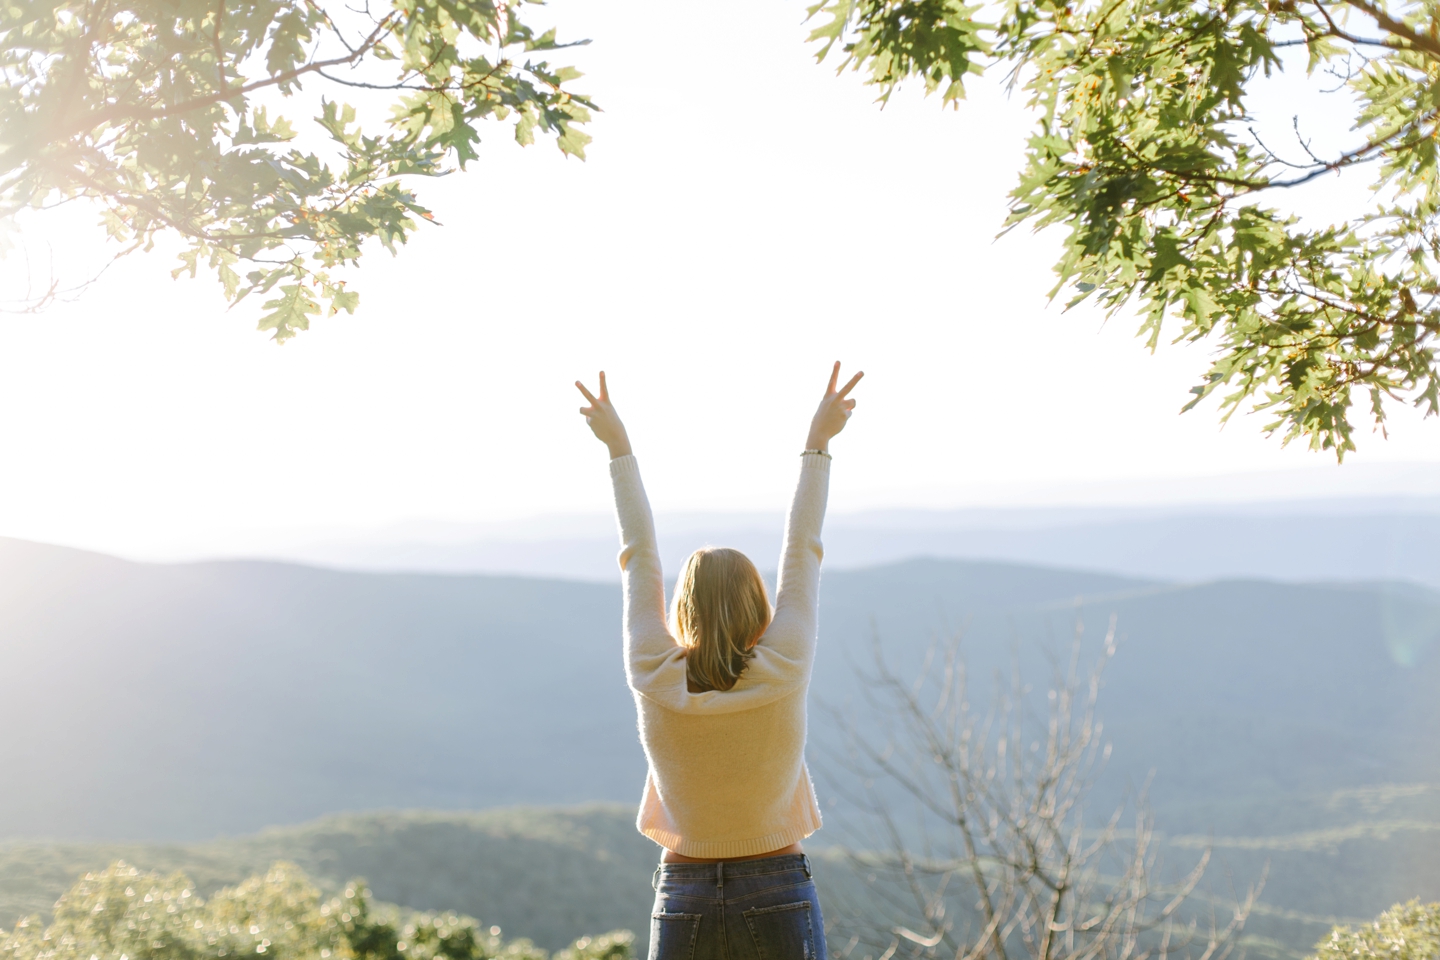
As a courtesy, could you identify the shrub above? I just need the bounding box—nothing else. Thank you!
[1312,901,1440,960]
[0,863,629,960]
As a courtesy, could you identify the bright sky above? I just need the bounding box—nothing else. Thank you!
[1,0,1437,561]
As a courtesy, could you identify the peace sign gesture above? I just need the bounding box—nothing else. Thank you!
[576,371,633,460]
[806,361,864,453]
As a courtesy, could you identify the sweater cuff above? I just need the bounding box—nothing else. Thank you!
[800,451,832,472]
[610,454,640,478]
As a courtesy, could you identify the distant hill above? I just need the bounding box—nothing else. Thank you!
[2,802,1436,960]
[255,504,1440,587]
[0,537,1437,955]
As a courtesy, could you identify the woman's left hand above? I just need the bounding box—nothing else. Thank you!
[577,371,633,460]
[806,361,863,453]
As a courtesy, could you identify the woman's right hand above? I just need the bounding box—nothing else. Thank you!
[805,361,863,453]
[577,371,633,460]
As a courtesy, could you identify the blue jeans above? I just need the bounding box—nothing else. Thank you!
[648,854,827,960]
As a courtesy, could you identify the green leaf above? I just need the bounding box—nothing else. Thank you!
[258,284,320,342]
[330,289,360,314]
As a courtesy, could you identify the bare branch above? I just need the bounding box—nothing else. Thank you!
[823,617,1259,960]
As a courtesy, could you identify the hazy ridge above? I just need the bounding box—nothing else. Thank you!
[188,496,1440,587]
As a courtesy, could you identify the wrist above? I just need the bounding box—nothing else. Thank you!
[804,433,829,453]
[607,437,633,460]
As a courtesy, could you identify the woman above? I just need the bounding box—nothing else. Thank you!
[575,362,863,960]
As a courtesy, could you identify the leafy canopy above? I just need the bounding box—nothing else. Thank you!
[0,860,634,960]
[810,0,1440,454]
[0,0,593,340]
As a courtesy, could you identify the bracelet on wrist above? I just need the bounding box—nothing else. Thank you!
[802,448,832,459]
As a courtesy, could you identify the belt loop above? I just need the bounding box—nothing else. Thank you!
[652,863,662,891]
[802,854,812,878]
[716,860,724,892]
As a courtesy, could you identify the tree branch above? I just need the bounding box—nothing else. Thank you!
[1338,0,1440,59]
[48,11,399,144]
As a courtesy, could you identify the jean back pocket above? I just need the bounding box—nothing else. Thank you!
[743,901,814,960]
[648,911,702,960]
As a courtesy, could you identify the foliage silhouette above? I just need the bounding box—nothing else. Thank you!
[0,0,593,337]
[810,0,1440,454]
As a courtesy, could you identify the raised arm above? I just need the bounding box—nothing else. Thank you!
[761,362,864,670]
[577,373,678,689]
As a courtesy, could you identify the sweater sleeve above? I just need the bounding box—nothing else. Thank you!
[749,451,831,680]
[609,455,685,691]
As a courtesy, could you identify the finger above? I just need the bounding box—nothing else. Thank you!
[576,380,598,404]
[837,370,865,399]
[599,371,609,402]
[827,361,840,395]
[843,398,856,411]
[580,406,595,416]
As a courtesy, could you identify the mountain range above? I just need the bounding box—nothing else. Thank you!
[218,500,1440,588]
[0,535,1436,955]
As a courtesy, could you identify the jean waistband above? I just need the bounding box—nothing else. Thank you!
[654,853,812,885]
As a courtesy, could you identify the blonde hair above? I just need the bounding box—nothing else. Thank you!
[671,547,772,693]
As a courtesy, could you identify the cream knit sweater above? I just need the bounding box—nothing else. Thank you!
[609,452,831,858]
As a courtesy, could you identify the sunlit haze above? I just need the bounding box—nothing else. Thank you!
[2,0,1437,563]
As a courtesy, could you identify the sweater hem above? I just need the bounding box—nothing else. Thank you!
[639,817,822,860]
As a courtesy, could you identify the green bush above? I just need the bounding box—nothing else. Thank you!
[0,863,631,960]
[1312,901,1440,960]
